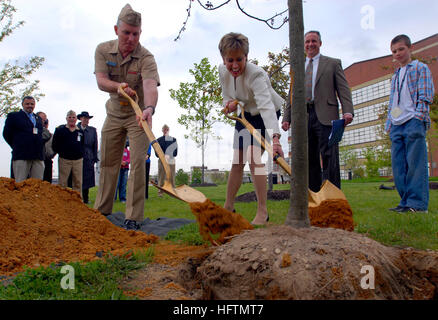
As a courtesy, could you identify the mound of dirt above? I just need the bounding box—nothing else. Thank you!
[193,226,438,300]
[0,178,158,275]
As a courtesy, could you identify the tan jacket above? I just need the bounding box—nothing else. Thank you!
[94,40,160,118]
[283,55,353,126]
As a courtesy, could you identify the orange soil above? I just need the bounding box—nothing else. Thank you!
[0,178,158,275]
[190,199,254,245]
[308,199,355,231]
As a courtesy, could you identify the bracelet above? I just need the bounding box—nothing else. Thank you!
[145,105,156,115]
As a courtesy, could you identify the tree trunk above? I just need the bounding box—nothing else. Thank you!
[202,135,205,184]
[284,0,310,228]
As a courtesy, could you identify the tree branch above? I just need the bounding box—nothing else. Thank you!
[174,0,288,41]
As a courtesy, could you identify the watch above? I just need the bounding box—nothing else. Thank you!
[145,105,156,115]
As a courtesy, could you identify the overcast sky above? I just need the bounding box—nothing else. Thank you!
[1,0,437,177]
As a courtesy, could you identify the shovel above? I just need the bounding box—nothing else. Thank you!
[119,85,207,204]
[224,102,348,206]
[224,103,291,175]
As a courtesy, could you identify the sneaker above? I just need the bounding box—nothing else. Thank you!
[389,205,405,212]
[123,219,140,231]
[120,200,126,204]
[402,207,428,214]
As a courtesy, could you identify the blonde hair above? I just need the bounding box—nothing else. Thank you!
[218,32,249,57]
[66,110,76,117]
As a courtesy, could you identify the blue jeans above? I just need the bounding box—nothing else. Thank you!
[390,118,429,211]
[115,168,129,201]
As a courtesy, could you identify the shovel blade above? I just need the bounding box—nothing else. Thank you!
[308,180,347,208]
[151,181,207,204]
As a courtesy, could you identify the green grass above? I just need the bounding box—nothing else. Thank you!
[0,250,153,300]
[95,179,438,250]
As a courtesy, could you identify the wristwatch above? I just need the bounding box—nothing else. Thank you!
[145,105,156,115]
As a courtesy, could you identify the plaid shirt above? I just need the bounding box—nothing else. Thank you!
[385,59,435,132]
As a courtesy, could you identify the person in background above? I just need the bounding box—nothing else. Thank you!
[93,4,159,230]
[52,110,84,196]
[155,124,178,196]
[218,32,284,225]
[282,30,354,192]
[77,111,99,204]
[3,96,46,182]
[386,34,434,214]
[115,140,130,203]
[36,111,56,183]
[145,143,151,199]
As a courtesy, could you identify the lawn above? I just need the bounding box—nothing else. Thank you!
[101,178,438,250]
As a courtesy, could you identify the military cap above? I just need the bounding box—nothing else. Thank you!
[118,4,141,26]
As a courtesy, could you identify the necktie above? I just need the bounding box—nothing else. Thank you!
[305,58,313,102]
[28,113,36,126]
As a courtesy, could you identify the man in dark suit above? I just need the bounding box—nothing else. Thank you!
[36,111,56,183]
[77,111,98,204]
[282,31,354,192]
[155,124,178,196]
[3,96,47,182]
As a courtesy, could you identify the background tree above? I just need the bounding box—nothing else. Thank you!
[169,57,230,184]
[339,146,361,179]
[0,0,44,117]
[175,168,189,186]
[191,167,202,185]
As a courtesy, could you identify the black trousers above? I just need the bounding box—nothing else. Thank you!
[43,159,53,183]
[145,161,150,199]
[308,106,341,192]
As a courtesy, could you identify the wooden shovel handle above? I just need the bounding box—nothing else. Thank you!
[224,101,291,176]
[118,84,172,182]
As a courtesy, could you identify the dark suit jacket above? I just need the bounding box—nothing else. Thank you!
[155,135,178,159]
[283,55,354,126]
[3,110,45,161]
[78,122,98,189]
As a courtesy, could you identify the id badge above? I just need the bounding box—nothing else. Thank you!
[33,128,38,135]
[77,135,81,142]
[391,107,402,118]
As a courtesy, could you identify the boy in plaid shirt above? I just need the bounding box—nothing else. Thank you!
[386,34,434,213]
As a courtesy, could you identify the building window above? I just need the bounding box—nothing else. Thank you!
[351,79,391,105]
[341,125,380,146]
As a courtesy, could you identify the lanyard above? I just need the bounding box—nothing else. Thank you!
[396,66,409,106]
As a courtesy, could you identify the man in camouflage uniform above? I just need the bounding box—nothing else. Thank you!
[94,3,160,230]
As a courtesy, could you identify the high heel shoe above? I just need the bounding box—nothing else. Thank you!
[251,214,269,226]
